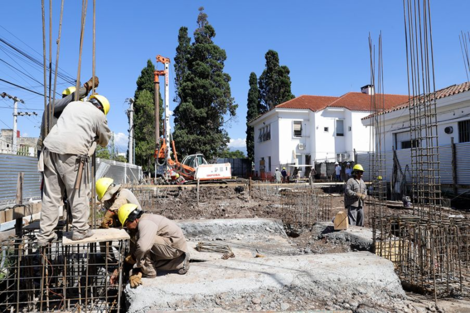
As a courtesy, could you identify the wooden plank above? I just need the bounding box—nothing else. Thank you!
[62,228,130,245]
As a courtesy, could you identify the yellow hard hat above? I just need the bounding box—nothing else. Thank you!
[118,203,138,226]
[282,167,286,170]
[62,86,76,96]
[353,164,364,172]
[377,175,383,180]
[96,177,114,201]
[89,94,110,115]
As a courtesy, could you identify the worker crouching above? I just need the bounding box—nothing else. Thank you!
[116,204,190,288]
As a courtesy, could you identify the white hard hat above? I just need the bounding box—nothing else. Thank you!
[335,162,339,165]
[276,167,278,170]
[347,162,350,165]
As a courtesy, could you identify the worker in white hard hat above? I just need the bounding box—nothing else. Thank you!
[345,162,352,179]
[96,177,142,228]
[274,167,282,183]
[111,204,190,288]
[37,77,99,155]
[344,164,367,227]
[335,162,342,181]
[37,90,111,247]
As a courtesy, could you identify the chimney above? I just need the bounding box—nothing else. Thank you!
[17,130,20,138]
[361,84,375,95]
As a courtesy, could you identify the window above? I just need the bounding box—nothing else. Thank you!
[268,156,271,172]
[324,127,329,132]
[459,120,470,143]
[348,126,352,131]
[336,120,344,136]
[258,124,271,142]
[293,121,302,137]
[394,131,420,150]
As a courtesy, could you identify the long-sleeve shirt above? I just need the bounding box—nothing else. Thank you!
[344,177,367,208]
[104,188,142,212]
[44,101,111,155]
[37,87,88,150]
[134,214,187,266]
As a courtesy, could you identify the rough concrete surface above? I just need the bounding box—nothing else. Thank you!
[125,251,407,313]
[313,222,374,250]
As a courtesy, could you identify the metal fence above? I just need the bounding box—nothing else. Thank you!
[0,155,142,209]
[0,155,41,208]
[357,142,470,185]
[216,158,251,178]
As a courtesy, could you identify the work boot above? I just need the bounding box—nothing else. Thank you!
[72,229,94,241]
[178,252,190,275]
[37,233,58,248]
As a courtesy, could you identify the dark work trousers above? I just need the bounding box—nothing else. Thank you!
[347,206,364,227]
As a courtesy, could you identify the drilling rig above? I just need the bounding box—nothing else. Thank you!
[153,55,231,184]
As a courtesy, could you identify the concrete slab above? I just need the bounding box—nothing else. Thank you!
[125,251,405,313]
[180,218,297,256]
[313,222,374,250]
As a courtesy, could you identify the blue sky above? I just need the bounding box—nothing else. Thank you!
[1,1,469,155]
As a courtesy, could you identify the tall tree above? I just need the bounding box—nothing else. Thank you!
[173,7,237,159]
[174,27,191,103]
[246,72,259,163]
[258,50,295,113]
[133,60,163,171]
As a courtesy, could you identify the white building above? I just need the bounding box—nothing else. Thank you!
[249,86,408,178]
[362,82,470,151]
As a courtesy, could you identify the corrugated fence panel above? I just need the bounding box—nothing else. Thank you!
[456,142,470,185]
[357,142,467,185]
[0,154,41,207]
[96,159,143,184]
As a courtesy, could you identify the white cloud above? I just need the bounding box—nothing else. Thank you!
[228,138,246,149]
[113,132,128,152]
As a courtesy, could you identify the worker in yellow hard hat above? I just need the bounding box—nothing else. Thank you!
[37,81,111,247]
[110,204,190,288]
[96,177,142,228]
[281,167,288,183]
[37,77,99,155]
[344,163,367,227]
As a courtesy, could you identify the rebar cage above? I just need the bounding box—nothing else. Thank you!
[0,226,127,313]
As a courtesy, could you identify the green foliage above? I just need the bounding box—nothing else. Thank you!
[219,149,246,159]
[173,7,237,160]
[133,60,163,171]
[174,27,191,103]
[246,72,259,163]
[95,133,128,162]
[258,50,295,113]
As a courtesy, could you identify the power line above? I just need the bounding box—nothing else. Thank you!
[0,78,45,96]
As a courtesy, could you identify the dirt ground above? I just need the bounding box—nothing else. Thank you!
[130,182,469,312]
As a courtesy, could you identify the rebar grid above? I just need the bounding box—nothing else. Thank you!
[0,232,126,313]
[374,215,468,297]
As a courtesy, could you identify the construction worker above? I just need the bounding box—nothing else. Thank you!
[37,93,111,246]
[335,162,342,181]
[274,167,282,183]
[112,204,190,288]
[96,177,142,228]
[281,167,287,183]
[344,164,367,227]
[37,77,99,155]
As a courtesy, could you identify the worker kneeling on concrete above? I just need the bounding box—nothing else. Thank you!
[117,204,190,288]
[96,177,141,228]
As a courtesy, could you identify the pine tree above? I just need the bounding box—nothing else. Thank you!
[258,50,295,113]
[246,72,259,163]
[133,60,163,171]
[173,7,237,159]
[174,27,191,102]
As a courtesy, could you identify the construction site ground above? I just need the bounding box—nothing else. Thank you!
[121,182,470,313]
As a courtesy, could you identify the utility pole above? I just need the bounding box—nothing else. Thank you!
[126,98,135,164]
[1,92,24,155]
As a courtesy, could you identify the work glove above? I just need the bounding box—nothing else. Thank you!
[125,254,136,265]
[356,193,367,200]
[129,271,143,288]
[100,210,115,229]
[84,76,99,92]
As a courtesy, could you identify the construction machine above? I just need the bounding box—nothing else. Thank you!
[153,55,231,184]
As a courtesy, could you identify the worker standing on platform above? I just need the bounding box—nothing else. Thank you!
[113,204,190,288]
[37,93,112,246]
[37,77,99,156]
[96,177,142,228]
[344,164,367,227]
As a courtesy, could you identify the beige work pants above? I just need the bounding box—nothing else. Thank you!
[37,149,90,242]
[138,236,186,277]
